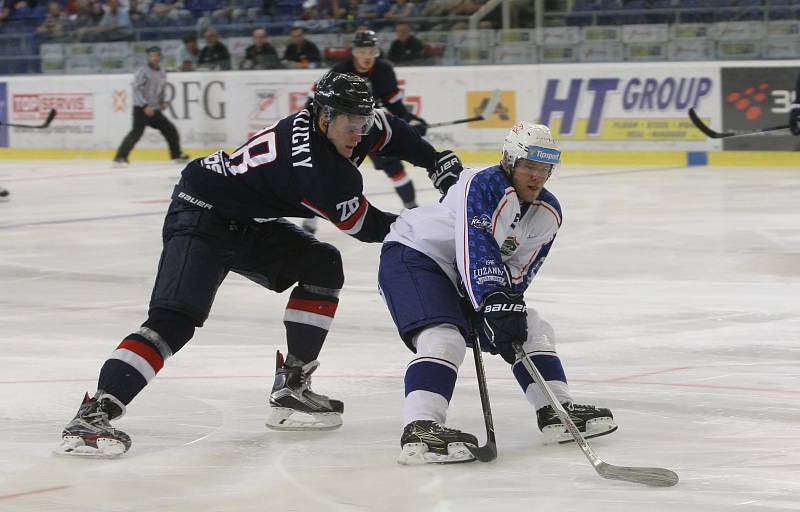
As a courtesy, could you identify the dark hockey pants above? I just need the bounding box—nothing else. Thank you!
[115,107,182,160]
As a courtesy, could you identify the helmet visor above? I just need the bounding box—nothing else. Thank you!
[335,111,375,135]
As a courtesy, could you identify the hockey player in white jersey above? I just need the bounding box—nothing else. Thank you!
[378,122,618,464]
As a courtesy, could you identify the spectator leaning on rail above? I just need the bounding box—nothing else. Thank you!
[241,28,282,70]
[388,22,424,65]
[177,32,199,71]
[282,26,322,69]
[198,26,232,71]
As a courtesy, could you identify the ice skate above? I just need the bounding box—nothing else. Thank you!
[266,351,343,431]
[55,392,131,458]
[398,420,478,465]
[112,157,129,168]
[0,186,9,202]
[537,402,617,444]
[172,153,191,164]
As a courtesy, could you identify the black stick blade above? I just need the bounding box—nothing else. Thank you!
[688,108,731,138]
[466,436,497,462]
[41,109,57,128]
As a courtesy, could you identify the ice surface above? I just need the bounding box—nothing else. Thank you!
[1,159,799,511]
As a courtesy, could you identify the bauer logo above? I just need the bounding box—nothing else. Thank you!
[12,93,94,121]
[526,145,560,164]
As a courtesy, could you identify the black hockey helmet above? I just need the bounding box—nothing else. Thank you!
[352,30,378,48]
[145,45,162,54]
[313,71,374,117]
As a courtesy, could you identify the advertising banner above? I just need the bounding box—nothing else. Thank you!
[8,61,797,155]
[0,83,7,148]
[720,66,798,151]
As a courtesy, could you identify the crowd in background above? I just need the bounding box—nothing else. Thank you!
[0,0,502,43]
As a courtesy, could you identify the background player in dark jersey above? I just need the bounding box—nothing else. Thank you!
[56,72,463,458]
[333,30,428,210]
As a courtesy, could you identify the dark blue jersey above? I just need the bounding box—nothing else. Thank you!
[331,59,411,120]
[180,107,437,242]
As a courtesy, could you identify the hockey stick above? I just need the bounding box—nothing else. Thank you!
[512,343,679,487]
[688,108,789,139]
[0,109,57,129]
[427,89,501,129]
[466,339,497,462]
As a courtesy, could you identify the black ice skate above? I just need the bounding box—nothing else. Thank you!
[55,392,131,458]
[537,402,617,444]
[265,350,343,431]
[398,420,478,465]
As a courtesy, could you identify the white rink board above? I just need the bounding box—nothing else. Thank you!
[10,59,800,153]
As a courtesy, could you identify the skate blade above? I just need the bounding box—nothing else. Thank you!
[53,436,127,458]
[542,418,618,444]
[265,407,342,431]
[397,442,477,465]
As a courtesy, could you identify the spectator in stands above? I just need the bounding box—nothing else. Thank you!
[1,0,11,24]
[198,26,232,70]
[36,1,69,41]
[385,0,414,19]
[422,0,459,16]
[128,0,149,24]
[149,0,190,23]
[282,26,321,69]
[73,0,109,41]
[93,0,134,41]
[177,32,199,71]
[241,28,281,70]
[388,22,424,64]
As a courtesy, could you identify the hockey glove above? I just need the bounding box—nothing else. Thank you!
[479,289,527,364]
[790,108,800,136]
[428,150,463,195]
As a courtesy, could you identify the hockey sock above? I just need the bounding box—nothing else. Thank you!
[512,334,572,411]
[389,170,416,206]
[403,324,465,426]
[97,328,173,405]
[284,284,339,364]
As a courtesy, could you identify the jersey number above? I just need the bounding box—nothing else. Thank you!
[336,197,360,222]
[228,124,278,175]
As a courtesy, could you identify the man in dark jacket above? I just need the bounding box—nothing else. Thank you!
[241,28,282,70]
[198,26,231,71]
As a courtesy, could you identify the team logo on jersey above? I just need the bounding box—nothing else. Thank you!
[500,236,519,256]
[470,214,493,233]
[336,196,361,222]
[473,265,506,285]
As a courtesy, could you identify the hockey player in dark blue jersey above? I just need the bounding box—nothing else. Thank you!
[56,71,464,458]
[378,122,617,464]
[332,30,427,210]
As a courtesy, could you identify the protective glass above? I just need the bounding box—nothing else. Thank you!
[332,111,375,135]
[352,47,379,58]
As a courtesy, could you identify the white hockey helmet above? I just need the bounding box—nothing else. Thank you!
[501,122,561,176]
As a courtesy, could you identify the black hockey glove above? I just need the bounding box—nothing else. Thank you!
[790,108,800,136]
[428,150,463,195]
[479,289,527,364]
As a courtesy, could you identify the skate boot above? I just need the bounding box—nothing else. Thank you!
[172,153,191,164]
[537,402,617,444]
[112,157,129,168]
[265,350,343,431]
[55,392,131,458]
[398,420,478,465]
[0,186,9,202]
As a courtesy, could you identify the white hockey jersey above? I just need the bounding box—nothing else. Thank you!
[385,165,562,310]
